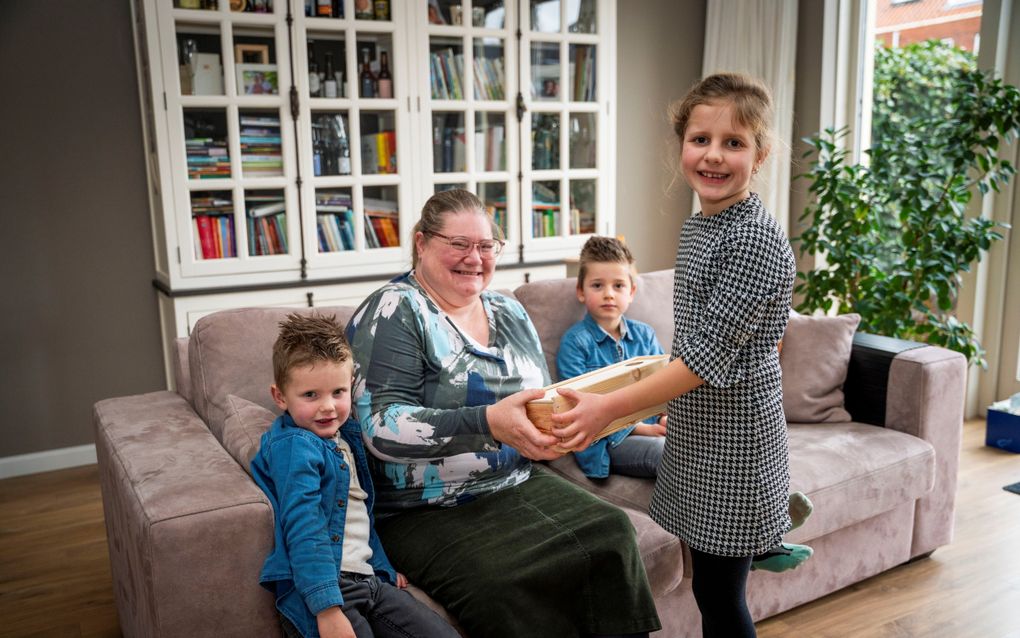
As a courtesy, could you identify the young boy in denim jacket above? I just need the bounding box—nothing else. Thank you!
[251,313,459,638]
[557,238,813,572]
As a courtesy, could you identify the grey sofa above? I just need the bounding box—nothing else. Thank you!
[94,269,967,637]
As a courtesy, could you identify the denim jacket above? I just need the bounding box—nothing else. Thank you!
[556,313,664,478]
[251,412,397,638]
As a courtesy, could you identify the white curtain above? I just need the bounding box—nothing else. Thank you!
[701,0,799,234]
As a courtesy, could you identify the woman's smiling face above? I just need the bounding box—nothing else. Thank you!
[414,210,497,305]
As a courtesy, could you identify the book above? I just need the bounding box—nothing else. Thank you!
[525,355,669,442]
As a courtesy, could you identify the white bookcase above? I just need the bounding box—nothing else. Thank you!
[132,0,615,382]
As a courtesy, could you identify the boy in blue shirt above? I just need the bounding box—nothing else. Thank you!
[557,237,813,572]
[557,236,667,479]
[251,313,459,638]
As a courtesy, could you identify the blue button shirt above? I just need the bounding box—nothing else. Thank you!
[556,313,665,478]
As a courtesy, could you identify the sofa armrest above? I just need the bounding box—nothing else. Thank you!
[884,345,967,558]
[844,334,966,558]
[94,391,278,638]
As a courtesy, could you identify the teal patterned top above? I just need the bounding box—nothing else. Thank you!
[346,272,551,513]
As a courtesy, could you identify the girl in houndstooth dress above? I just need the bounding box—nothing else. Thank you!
[552,73,797,638]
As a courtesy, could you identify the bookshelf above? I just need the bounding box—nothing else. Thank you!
[132,0,614,381]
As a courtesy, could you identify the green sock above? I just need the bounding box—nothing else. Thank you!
[789,492,813,531]
[751,543,813,572]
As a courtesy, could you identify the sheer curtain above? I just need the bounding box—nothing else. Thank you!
[701,0,799,234]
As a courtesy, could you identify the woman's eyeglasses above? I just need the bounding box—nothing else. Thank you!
[429,232,504,257]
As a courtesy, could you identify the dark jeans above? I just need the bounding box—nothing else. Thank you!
[280,573,459,638]
[689,548,756,637]
[608,434,664,478]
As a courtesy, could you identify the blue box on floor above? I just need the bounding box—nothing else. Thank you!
[986,407,1020,453]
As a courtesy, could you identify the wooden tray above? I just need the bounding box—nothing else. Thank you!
[526,355,669,442]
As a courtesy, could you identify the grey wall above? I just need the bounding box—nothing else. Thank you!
[0,1,165,458]
[615,1,705,272]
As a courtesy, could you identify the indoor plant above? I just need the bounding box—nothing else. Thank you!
[796,41,1020,366]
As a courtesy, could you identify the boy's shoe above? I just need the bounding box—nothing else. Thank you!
[751,543,813,572]
[789,492,813,531]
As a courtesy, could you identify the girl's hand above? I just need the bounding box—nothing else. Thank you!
[486,389,564,460]
[548,388,614,452]
[396,572,408,589]
[317,606,356,638]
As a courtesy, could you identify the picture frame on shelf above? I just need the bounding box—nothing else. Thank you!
[234,43,270,64]
[236,63,279,95]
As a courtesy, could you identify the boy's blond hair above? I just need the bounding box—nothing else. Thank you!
[272,313,351,389]
[576,236,636,288]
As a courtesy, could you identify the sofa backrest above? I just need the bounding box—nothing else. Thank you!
[514,269,674,380]
[187,306,356,443]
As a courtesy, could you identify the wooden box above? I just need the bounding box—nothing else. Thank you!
[526,355,669,442]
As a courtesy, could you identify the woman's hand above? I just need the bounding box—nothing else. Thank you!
[317,606,356,638]
[486,389,564,460]
[548,388,615,452]
[396,572,409,589]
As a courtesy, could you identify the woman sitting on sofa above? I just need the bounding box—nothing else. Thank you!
[345,189,661,638]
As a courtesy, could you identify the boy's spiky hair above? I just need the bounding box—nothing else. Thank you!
[272,313,351,389]
[577,236,636,288]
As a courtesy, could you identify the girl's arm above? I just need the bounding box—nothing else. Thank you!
[551,357,702,451]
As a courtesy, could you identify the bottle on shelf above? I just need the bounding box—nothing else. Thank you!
[308,44,321,97]
[373,0,390,20]
[354,0,373,19]
[334,114,352,175]
[377,50,393,98]
[316,0,332,17]
[359,48,376,98]
[312,124,324,176]
[323,52,338,98]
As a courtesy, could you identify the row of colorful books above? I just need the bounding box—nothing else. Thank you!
[240,115,283,177]
[193,214,236,259]
[473,55,505,100]
[364,198,400,248]
[532,205,560,238]
[247,213,289,255]
[186,137,230,179]
[359,130,397,174]
[317,209,356,252]
[430,48,464,100]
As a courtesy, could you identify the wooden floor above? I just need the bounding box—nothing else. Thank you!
[0,419,1017,637]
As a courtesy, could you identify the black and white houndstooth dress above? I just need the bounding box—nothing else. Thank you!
[648,193,796,557]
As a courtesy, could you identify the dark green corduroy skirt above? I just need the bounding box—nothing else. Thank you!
[376,466,661,638]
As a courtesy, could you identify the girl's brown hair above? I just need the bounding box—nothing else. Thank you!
[669,72,774,156]
[410,189,505,266]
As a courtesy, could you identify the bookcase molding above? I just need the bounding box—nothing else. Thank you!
[133,0,615,377]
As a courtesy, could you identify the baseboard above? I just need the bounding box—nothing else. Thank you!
[0,444,97,480]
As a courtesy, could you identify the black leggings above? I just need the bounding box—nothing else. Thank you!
[689,547,756,638]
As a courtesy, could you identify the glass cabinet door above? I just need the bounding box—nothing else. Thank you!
[521,0,605,249]
[163,0,298,274]
[418,0,517,255]
[296,2,410,275]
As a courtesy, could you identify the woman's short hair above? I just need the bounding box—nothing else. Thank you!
[411,189,505,266]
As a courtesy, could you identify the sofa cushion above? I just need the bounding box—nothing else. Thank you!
[781,312,860,423]
[188,306,355,443]
[515,269,673,380]
[546,421,935,545]
[223,394,277,475]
